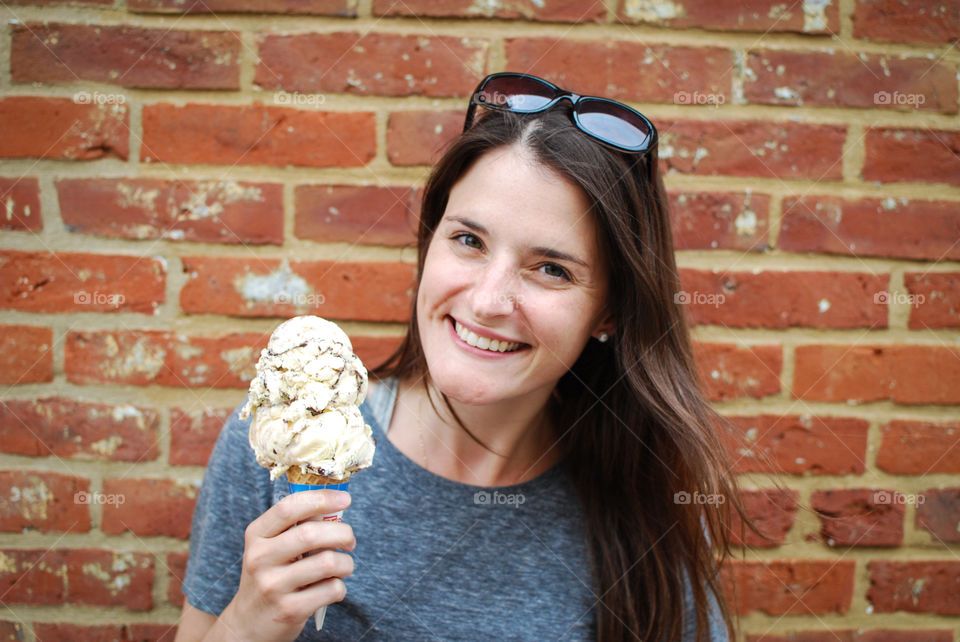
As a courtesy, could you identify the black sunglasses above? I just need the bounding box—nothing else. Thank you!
[463,72,658,154]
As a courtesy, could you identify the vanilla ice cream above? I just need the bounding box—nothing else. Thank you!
[240,316,376,482]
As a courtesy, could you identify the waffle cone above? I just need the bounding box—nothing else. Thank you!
[286,467,350,485]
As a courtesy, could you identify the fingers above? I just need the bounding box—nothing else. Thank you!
[281,578,348,624]
[277,520,357,561]
[281,548,355,593]
[257,578,348,628]
[247,490,351,540]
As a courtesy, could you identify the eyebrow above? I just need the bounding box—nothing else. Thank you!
[446,216,590,268]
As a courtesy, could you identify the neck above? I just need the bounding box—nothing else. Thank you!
[391,376,562,486]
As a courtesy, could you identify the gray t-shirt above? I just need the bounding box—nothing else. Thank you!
[183,377,727,640]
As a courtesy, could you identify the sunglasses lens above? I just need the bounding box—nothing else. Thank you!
[577,99,653,151]
[477,75,555,112]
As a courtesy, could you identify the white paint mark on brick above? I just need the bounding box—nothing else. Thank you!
[803,0,831,32]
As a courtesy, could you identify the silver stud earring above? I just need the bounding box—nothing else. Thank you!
[598,333,609,343]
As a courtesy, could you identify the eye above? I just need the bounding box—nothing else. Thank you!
[451,232,483,250]
[539,263,571,281]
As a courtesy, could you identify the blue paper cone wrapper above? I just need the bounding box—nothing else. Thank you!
[289,480,350,493]
[286,476,350,629]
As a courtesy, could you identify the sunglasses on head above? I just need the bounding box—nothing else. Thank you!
[463,72,658,154]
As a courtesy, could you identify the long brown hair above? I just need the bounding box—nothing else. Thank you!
[372,107,752,641]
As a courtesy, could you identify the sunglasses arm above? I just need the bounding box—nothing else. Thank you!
[463,101,479,133]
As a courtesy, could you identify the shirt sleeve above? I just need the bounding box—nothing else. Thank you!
[681,574,730,642]
[182,404,273,616]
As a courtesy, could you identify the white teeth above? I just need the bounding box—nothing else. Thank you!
[453,320,521,353]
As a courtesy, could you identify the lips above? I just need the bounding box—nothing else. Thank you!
[448,316,528,354]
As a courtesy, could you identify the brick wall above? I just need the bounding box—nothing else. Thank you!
[1,0,958,640]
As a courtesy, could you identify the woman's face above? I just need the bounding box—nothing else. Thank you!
[416,144,612,407]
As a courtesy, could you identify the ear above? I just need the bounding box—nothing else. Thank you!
[591,310,616,341]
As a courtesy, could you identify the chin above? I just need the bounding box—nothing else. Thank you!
[427,364,499,406]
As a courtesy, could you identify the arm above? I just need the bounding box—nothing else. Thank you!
[174,603,216,642]
[178,407,355,642]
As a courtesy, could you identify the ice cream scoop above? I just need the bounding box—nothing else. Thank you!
[241,315,376,482]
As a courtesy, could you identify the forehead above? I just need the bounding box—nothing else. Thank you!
[442,146,600,255]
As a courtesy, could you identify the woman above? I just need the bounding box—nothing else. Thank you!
[176,73,745,641]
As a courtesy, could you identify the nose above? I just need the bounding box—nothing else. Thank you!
[469,260,518,319]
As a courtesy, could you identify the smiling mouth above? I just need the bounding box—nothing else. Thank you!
[450,317,527,353]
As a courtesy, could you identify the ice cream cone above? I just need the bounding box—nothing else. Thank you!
[244,316,377,632]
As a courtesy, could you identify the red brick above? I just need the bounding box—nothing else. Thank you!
[0,97,128,160]
[745,49,957,113]
[129,622,178,642]
[677,269,888,328]
[0,398,159,461]
[141,103,375,167]
[748,630,954,642]
[130,0,352,14]
[864,128,960,186]
[669,191,770,251]
[295,184,418,247]
[793,345,960,404]
[66,330,268,388]
[0,549,153,609]
[617,0,839,34]
[868,561,960,614]
[179,256,415,322]
[659,119,846,179]
[916,487,960,543]
[722,559,855,615]
[0,177,41,231]
[57,178,283,245]
[8,0,109,4]
[12,23,239,89]
[0,325,53,385]
[167,551,189,606]
[779,196,960,261]
[853,0,960,44]
[809,488,904,547]
[170,407,231,466]
[387,110,464,167]
[374,0,604,21]
[877,420,960,475]
[34,622,177,641]
[905,272,960,328]
[505,38,731,104]
[256,33,489,97]
[0,470,91,533]
[720,415,868,475]
[353,335,404,371]
[0,250,165,314]
[101,478,199,539]
[728,488,798,547]
[693,342,782,401]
